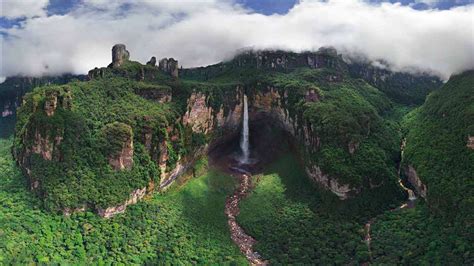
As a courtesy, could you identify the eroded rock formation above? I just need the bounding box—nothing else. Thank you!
[405,165,427,198]
[134,85,172,103]
[97,187,147,218]
[111,44,130,68]
[159,58,179,78]
[146,56,157,67]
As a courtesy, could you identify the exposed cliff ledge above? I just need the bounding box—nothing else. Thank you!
[134,84,172,103]
[97,187,147,218]
[306,165,353,199]
[404,165,427,199]
[467,136,474,150]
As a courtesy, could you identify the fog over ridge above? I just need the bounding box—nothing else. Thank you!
[1,0,473,80]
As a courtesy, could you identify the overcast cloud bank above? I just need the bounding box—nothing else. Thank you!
[1,0,473,80]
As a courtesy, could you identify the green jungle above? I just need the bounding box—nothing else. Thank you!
[0,45,472,265]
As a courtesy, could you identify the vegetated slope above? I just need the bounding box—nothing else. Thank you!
[14,46,440,214]
[260,68,403,193]
[14,75,174,211]
[370,202,473,264]
[237,154,373,264]
[403,70,474,223]
[0,75,86,137]
[347,60,443,105]
[0,137,245,264]
[183,50,407,202]
[13,60,244,212]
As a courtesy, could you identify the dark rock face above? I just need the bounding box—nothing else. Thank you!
[235,47,344,71]
[146,56,157,66]
[405,165,427,198]
[111,44,130,68]
[180,47,347,80]
[159,58,179,78]
[347,60,443,105]
[0,75,85,135]
[88,67,105,79]
[134,86,171,103]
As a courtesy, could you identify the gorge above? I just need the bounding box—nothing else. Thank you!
[1,43,472,265]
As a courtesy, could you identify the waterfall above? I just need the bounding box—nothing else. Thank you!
[240,94,250,164]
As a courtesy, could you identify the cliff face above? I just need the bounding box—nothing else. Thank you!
[249,87,358,199]
[13,45,422,217]
[0,75,85,131]
[404,165,427,198]
[402,70,474,222]
[180,47,346,81]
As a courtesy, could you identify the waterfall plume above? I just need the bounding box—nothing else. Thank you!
[239,94,249,164]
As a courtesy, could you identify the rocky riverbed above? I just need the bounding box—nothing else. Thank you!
[225,167,267,265]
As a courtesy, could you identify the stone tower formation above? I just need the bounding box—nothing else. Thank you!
[110,44,179,78]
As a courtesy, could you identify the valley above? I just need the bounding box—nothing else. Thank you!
[0,44,472,265]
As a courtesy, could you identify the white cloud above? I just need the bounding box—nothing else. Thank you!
[1,0,473,79]
[1,0,49,19]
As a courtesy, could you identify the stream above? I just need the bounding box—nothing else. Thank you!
[225,166,267,265]
[364,138,416,262]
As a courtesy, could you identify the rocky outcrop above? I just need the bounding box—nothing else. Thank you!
[306,165,353,200]
[134,86,171,103]
[348,141,360,155]
[1,102,14,117]
[182,92,214,134]
[97,187,147,218]
[104,123,134,171]
[31,129,63,161]
[234,47,345,72]
[43,87,72,117]
[467,135,474,149]
[0,75,86,123]
[159,58,179,78]
[182,89,243,133]
[44,91,58,117]
[62,205,87,216]
[146,56,157,67]
[159,146,208,190]
[110,44,130,68]
[182,91,242,134]
[305,89,321,102]
[405,165,427,198]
